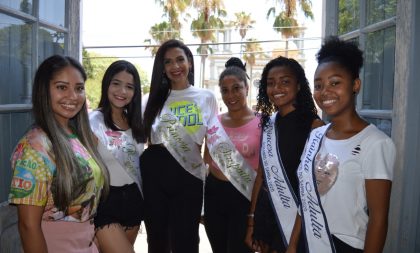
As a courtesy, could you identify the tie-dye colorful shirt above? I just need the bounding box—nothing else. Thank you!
[9,126,104,222]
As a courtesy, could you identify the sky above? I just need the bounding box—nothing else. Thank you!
[81,0,323,84]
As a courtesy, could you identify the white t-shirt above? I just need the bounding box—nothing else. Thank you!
[89,110,144,188]
[150,85,218,145]
[314,124,395,249]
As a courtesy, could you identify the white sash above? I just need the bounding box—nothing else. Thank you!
[260,112,298,246]
[297,124,336,253]
[206,116,257,200]
[155,108,206,181]
[89,111,143,194]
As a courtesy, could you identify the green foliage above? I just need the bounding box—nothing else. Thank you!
[267,0,313,38]
[231,12,255,40]
[338,0,359,35]
[146,21,180,56]
[338,0,396,35]
[145,0,191,56]
[242,38,266,66]
[82,50,150,109]
[82,48,94,79]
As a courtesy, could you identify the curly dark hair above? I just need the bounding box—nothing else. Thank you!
[256,56,318,130]
[316,36,363,80]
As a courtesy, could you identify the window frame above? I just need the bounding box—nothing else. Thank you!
[0,0,68,110]
[335,0,396,130]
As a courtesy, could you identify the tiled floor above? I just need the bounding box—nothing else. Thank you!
[134,224,212,253]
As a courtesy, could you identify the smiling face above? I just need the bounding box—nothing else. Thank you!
[163,47,192,89]
[313,61,360,119]
[107,70,135,113]
[220,75,248,112]
[266,66,300,115]
[49,66,86,128]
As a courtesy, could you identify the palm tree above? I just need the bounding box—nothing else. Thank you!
[145,0,190,56]
[231,11,255,55]
[145,21,180,56]
[190,0,226,88]
[267,0,313,56]
[242,39,266,105]
[156,0,191,31]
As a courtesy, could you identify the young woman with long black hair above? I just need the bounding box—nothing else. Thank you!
[141,39,218,253]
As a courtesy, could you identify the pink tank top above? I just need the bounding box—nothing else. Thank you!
[212,115,261,171]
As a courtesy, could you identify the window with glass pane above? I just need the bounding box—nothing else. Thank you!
[39,0,65,27]
[0,0,33,14]
[38,27,65,62]
[0,14,32,104]
[338,0,359,35]
[366,0,397,25]
[363,117,392,136]
[362,27,395,110]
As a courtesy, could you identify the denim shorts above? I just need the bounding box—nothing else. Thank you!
[94,183,144,229]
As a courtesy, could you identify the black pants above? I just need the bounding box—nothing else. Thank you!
[140,145,203,253]
[254,187,305,253]
[204,173,253,253]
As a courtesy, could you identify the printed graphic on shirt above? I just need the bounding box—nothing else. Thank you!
[10,145,48,200]
[314,153,339,195]
[10,165,36,198]
[104,129,139,177]
[351,144,361,155]
[226,132,256,159]
[105,130,123,147]
[168,100,203,134]
[9,127,104,222]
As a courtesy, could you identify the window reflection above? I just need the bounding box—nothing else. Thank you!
[363,117,392,136]
[39,0,65,27]
[0,0,33,14]
[38,27,65,62]
[366,0,397,25]
[338,0,359,35]
[0,14,32,104]
[363,27,395,110]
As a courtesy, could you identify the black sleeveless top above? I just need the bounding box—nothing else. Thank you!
[275,109,317,195]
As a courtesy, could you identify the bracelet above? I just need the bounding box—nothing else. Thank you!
[247,213,254,218]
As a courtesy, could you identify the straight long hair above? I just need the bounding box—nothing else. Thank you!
[97,60,145,143]
[32,55,109,211]
[143,39,194,139]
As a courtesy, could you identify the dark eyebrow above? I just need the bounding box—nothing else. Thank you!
[328,74,343,79]
[111,78,122,82]
[314,74,344,82]
[53,81,69,85]
[111,78,134,86]
[268,75,292,79]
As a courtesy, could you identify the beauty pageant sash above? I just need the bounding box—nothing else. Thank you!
[297,124,336,253]
[206,117,257,200]
[155,108,206,181]
[260,112,298,246]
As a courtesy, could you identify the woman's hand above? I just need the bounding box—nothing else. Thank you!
[244,224,254,249]
[244,224,261,252]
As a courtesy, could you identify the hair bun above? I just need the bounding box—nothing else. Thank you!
[225,57,246,71]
